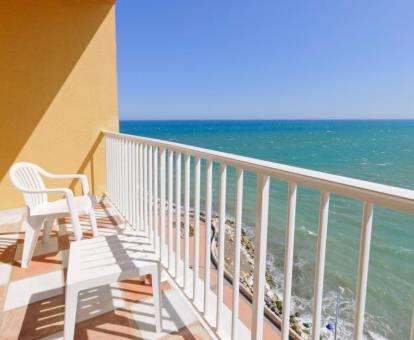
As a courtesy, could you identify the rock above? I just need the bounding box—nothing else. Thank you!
[265,296,273,306]
[266,289,273,299]
[276,300,283,311]
[292,320,302,335]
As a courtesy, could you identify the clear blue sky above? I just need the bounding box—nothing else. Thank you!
[116,1,414,120]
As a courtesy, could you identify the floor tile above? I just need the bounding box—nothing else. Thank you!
[0,233,19,264]
[161,321,212,339]
[40,307,139,340]
[11,238,64,282]
[14,235,59,260]
[4,270,65,311]
[0,263,12,285]
[9,294,64,339]
[130,288,198,339]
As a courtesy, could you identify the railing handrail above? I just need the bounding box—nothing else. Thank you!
[103,130,414,214]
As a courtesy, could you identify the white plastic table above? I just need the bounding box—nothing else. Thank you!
[64,234,162,340]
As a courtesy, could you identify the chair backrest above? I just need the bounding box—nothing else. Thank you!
[9,162,48,210]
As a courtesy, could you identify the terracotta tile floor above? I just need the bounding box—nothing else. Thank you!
[0,201,211,340]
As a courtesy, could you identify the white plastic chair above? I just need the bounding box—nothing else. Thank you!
[9,162,98,268]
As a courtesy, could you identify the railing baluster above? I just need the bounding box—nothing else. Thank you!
[193,157,201,302]
[118,140,121,205]
[410,305,414,340]
[122,139,127,216]
[119,139,124,214]
[128,141,132,223]
[117,139,121,211]
[110,138,115,206]
[282,182,298,340]
[125,141,131,223]
[122,140,126,217]
[125,141,129,222]
[231,168,244,340]
[184,154,191,291]
[168,150,174,271]
[105,136,110,197]
[110,137,114,198]
[132,142,137,229]
[107,137,112,198]
[252,174,270,340]
[153,147,159,255]
[311,191,330,340]
[119,139,122,209]
[112,138,115,204]
[135,142,140,229]
[130,141,134,223]
[139,143,144,230]
[175,152,182,280]
[112,138,115,199]
[204,159,213,316]
[106,136,111,200]
[160,148,166,265]
[106,137,110,197]
[216,163,227,334]
[148,146,153,241]
[144,145,148,235]
[353,202,374,340]
[119,139,122,211]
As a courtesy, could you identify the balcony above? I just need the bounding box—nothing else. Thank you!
[1,130,414,339]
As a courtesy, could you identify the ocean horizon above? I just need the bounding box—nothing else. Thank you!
[120,118,414,123]
[120,119,414,339]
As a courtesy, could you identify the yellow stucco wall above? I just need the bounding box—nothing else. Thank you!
[0,0,119,210]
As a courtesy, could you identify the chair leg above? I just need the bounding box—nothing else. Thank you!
[89,209,98,237]
[64,285,79,340]
[21,217,42,268]
[42,218,55,244]
[69,210,82,241]
[151,263,163,333]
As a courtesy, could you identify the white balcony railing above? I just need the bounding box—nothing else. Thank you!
[103,130,414,340]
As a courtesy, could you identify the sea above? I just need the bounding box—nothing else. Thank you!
[120,120,414,339]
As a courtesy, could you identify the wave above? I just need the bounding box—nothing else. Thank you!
[299,225,317,237]
[395,247,414,255]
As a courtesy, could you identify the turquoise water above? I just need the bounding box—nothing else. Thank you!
[120,120,414,339]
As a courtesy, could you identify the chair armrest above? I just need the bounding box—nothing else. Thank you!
[38,170,90,195]
[21,188,76,211]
